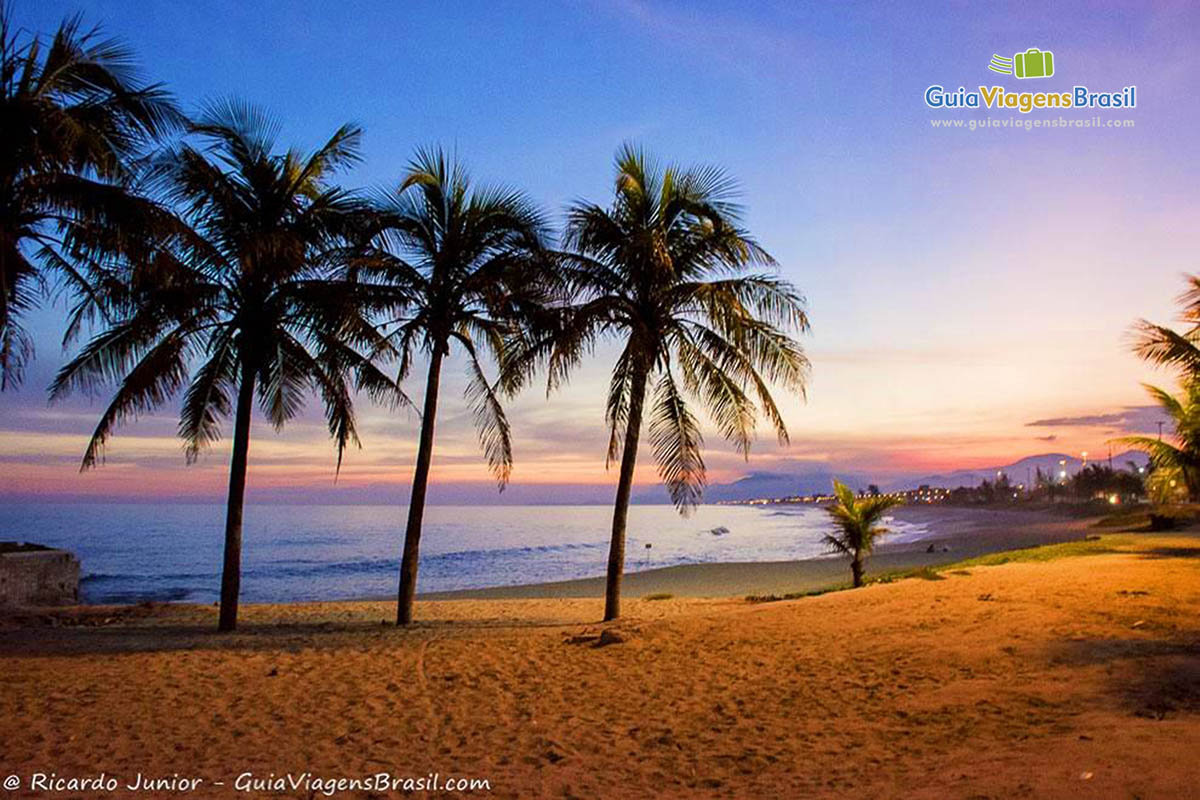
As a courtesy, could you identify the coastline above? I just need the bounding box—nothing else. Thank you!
[419,505,1095,601]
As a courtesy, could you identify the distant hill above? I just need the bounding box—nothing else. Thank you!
[897,450,1150,491]
[633,466,873,504]
[681,450,1152,503]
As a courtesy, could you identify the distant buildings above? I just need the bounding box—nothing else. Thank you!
[720,484,952,506]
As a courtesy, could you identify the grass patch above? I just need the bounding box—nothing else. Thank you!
[871,566,945,584]
[743,533,1156,606]
[946,535,1133,569]
[830,539,1132,589]
[642,592,674,601]
[745,585,849,603]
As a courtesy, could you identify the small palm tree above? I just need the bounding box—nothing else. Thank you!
[50,103,401,631]
[511,145,809,621]
[823,480,902,587]
[364,148,551,626]
[1114,382,1200,503]
[0,7,180,388]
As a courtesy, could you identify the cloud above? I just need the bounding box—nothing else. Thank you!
[1026,405,1166,434]
[1034,434,1058,442]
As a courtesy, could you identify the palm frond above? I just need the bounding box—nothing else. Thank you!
[1129,320,1200,376]
[647,371,706,511]
[179,327,237,462]
[459,334,513,488]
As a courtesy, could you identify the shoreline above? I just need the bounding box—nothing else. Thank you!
[45,505,1100,610]
[416,505,1095,601]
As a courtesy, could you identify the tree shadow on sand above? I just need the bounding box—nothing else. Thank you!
[1133,545,1200,560]
[1050,636,1200,720]
[0,613,579,658]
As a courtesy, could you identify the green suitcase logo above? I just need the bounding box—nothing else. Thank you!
[988,48,1055,79]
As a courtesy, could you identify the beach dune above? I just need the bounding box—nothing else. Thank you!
[2,526,1199,799]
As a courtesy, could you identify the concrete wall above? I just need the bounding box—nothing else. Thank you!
[0,545,81,608]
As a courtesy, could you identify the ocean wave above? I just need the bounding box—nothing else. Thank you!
[82,571,213,583]
[84,586,199,603]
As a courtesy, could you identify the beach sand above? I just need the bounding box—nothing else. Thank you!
[2,523,1199,798]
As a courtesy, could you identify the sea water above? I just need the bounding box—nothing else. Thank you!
[0,503,930,604]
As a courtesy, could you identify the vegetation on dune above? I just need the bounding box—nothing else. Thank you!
[936,536,1131,568]
[820,479,904,587]
[746,531,1186,605]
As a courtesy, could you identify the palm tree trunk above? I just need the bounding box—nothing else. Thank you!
[851,556,864,588]
[217,364,256,632]
[396,347,445,625]
[604,363,649,622]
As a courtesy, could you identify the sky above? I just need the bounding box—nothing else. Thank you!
[1,0,1197,504]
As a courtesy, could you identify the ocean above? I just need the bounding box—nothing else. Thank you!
[0,503,932,604]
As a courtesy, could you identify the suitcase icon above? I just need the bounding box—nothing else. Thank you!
[1014,48,1054,79]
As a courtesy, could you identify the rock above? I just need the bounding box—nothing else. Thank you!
[595,629,626,647]
[564,633,600,646]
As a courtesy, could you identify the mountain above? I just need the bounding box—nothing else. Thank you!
[685,450,1152,503]
[898,450,1150,490]
[635,466,873,504]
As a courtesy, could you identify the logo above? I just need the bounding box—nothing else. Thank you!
[923,47,1136,114]
[989,48,1055,79]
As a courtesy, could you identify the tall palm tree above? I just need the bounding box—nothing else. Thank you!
[1115,382,1200,503]
[50,103,402,631]
[364,148,551,626]
[512,145,810,621]
[823,480,902,587]
[0,6,180,388]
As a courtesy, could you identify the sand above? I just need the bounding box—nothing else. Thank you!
[2,527,1199,798]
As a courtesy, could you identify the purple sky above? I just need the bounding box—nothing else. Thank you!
[0,0,1195,503]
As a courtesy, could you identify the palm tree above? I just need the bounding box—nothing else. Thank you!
[50,103,402,631]
[1114,382,1200,503]
[511,145,810,621]
[823,480,902,587]
[1130,273,1200,377]
[363,148,551,626]
[0,6,180,388]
